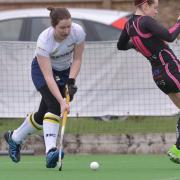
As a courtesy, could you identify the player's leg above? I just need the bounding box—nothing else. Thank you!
[152,61,180,163]
[168,93,180,147]
[44,112,64,168]
[39,85,65,168]
[167,92,180,163]
[168,92,180,109]
[4,99,46,163]
[4,57,48,163]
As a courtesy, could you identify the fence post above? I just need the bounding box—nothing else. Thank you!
[102,0,112,9]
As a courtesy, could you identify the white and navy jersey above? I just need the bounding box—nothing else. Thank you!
[34,23,86,71]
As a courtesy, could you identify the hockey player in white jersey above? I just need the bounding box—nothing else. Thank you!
[4,7,86,168]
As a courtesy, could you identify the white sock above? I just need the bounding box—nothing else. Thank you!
[43,112,60,153]
[12,113,42,144]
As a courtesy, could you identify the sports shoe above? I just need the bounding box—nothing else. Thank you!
[4,131,21,163]
[167,144,180,164]
[46,147,64,168]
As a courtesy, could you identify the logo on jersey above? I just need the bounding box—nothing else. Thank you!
[51,48,74,59]
[37,46,48,52]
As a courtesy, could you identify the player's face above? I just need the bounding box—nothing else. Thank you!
[146,0,159,18]
[54,18,72,41]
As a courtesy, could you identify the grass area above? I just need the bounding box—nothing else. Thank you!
[0,116,178,135]
[1,155,180,180]
[67,116,178,134]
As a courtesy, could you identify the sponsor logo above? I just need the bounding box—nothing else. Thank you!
[46,133,56,137]
[51,48,74,59]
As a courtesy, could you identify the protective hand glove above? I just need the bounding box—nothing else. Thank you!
[67,78,77,101]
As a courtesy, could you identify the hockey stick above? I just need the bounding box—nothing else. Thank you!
[57,85,70,171]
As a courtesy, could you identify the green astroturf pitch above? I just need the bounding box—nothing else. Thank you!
[1,155,180,180]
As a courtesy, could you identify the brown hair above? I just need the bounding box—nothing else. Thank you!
[134,0,154,7]
[47,7,71,27]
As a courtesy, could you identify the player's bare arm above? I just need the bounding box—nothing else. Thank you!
[69,42,85,79]
[36,54,69,115]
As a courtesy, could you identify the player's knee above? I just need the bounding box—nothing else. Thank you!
[47,106,60,116]
[47,100,60,116]
[29,113,43,130]
[34,111,44,125]
[43,112,61,124]
[168,93,180,109]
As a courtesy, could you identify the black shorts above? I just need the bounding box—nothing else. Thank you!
[152,62,180,94]
[31,58,70,90]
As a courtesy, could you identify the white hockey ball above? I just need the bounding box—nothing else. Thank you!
[90,161,99,170]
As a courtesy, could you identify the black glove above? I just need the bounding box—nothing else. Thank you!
[67,78,77,101]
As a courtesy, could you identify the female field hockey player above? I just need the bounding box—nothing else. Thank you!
[117,0,180,163]
[4,7,86,168]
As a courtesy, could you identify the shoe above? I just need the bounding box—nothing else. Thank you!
[167,144,180,164]
[4,131,21,163]
[46,147,64,168]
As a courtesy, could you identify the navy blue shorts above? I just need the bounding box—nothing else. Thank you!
[31,58,70,90]
[152,62,180,94]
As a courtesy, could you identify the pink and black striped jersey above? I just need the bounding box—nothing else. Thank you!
[117,15,180,66]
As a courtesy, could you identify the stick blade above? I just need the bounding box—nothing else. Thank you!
[57,162,62,171]
[59,165,62,171]
[58,164,62,171]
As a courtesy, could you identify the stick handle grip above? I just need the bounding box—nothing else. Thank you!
[62,85,70,126]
